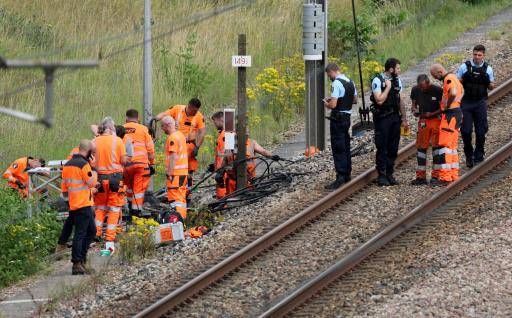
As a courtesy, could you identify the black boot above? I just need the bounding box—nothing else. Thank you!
[325,174,347,190]
[387,174,399,186]
[72,262,86,275]
[377,173,390,186]
[466,157,474,168]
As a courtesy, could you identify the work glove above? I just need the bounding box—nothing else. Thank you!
[149,165,156,176]
[214,172,225,186]
[207,163,215,173]
[15,180,26,189]
[270,155,281,161]
[192,146,200,158]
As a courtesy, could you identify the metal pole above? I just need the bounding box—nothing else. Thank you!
[143,0,153,126]
[351,0,367,122]
[236,34,248,190]
[43,69,54,128]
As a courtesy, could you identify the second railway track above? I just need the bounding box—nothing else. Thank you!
[135,79,512,318]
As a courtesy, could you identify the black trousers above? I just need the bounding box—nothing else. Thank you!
[330,116,352,177]
[374,114,401,175]
[58,213,74,245]
[461,99,488,162]
[71,206,96,264]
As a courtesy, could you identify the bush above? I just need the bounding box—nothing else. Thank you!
[328,15,377,59]
[0,189,61,288]
[118,216,157,263]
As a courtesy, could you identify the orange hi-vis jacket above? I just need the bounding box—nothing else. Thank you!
[123,121,155,166]
[163,105,205,141]
[226,139,256,179]
[441,74,464,110]
[215,130,226,170]
[165,131,188,176]
[62,154,97,210]
[67,146,80,160]
[93,134,126,175]
[3,157,30,193]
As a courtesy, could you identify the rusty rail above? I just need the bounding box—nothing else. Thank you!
[258,80,512,318]
[135,78,512,318]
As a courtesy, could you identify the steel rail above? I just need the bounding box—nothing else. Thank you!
[135,78,512,318]
[259,80,512,318]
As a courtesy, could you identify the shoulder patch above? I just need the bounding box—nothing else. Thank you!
[372,83,378,90]
[170,141,175,146]
[88,171,93,177]
[12,163,18,169]
[447,80,452,84]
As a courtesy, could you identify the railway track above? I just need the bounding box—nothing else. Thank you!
[135,78,512,318]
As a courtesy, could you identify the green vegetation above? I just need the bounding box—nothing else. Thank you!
[0,0,510,183]
[0,189,61,287]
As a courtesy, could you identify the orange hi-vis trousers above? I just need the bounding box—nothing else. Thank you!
[435,109,462,182]
[94,176,125,241]
[416,117,441,179]
[124,164,150,210]
[167,175,188,220]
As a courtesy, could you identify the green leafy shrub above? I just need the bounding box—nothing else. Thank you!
[0,189,61,287]
[328,15,377,59]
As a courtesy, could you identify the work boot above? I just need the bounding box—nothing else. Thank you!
[72,262,86,275]
[324,175,346,190]
[466,157,474,168]
[474,158,484,166]
[430,178,451,187]
[410,178,428,185]
[377,174,390,186]
[54,244,68,254]
[387,174,399,186]
[81,262,96,275]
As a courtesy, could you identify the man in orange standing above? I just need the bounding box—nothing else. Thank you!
[3,157,45,197]
[161,116,188,221]
[156,98,206,190]
[209,111,227,199]
[61,139,98,275]
[430,63,464,185]
[123,109,155,215]
[93,117,129,249]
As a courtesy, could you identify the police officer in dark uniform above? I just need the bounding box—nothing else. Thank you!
[370,58,408,186]
[456,44,495,167]
[324,63,357,189]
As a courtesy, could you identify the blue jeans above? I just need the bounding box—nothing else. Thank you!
[461,99,488,162]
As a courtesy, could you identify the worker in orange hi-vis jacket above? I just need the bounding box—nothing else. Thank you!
[209,111,227,199]
[123,109,155,215]
[3,157,45,197]
[92,117,129,249]
[156,98,206,190]
[161,115,188,220]
[61,139,98,275]
[430,63,464,185]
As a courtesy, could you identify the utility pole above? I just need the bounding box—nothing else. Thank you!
[143,0,153,126]
[235,34,248,190]
[303,0,327,151]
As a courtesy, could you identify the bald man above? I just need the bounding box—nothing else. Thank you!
[61,139,98,275]
[161,116,189,220]
[430,64,464,184]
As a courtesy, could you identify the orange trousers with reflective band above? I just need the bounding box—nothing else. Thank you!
[167,175,188,220]
[124,164,150,210]
[94,179,125,241]
[415,118,440,179]
[435,112,460,182]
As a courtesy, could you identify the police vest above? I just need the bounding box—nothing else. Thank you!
[370,73,400,115]
[461,61,490,101]
[334,78,355,112]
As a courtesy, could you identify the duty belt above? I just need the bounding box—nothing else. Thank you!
[326,111,351,122]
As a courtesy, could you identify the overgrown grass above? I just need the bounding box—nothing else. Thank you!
[0,0,510,189]
[0,188,61,288]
